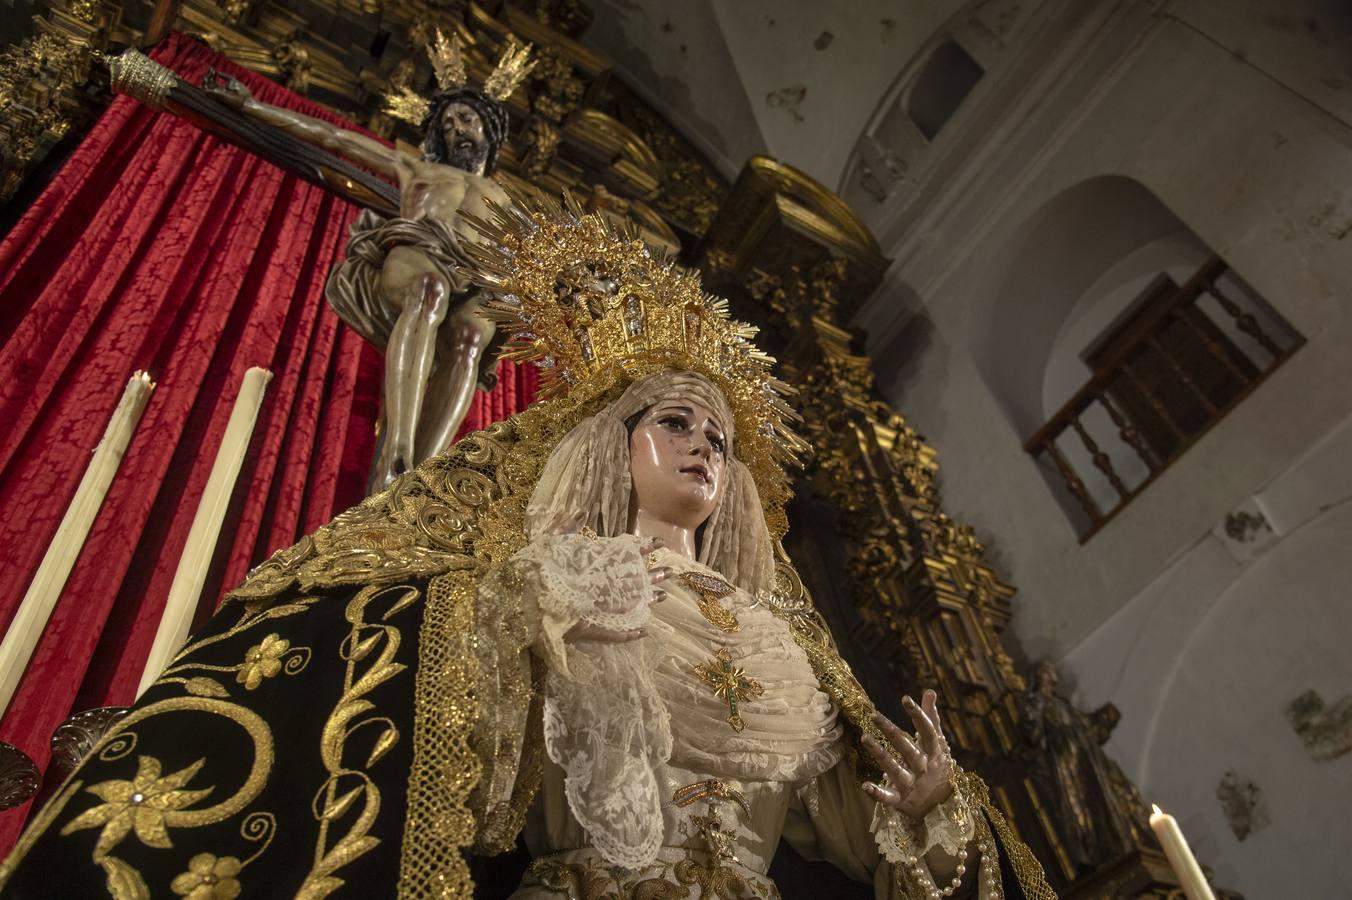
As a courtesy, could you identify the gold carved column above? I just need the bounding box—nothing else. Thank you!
[0,0,123,204]
[694,157,1224,899]
[694,154,1023,759]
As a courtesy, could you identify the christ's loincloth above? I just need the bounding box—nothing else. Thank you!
[326,210,500,390]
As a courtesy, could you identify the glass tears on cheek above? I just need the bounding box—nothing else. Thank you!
[633,419,724,496]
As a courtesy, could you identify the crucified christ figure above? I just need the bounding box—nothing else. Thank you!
[205,73,511,490]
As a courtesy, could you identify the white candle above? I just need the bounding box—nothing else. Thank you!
[1150,804,1217,900]
[137,367,272,696]
[0,371,156,717]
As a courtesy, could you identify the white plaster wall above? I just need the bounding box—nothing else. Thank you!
[586,0,1352,204]
[1063,416,1352,898]
[708,0,967,186]
[1168,0,1352,129]
[858,5,1352,894]
[585,0,973,185]
[870,11,1352,656]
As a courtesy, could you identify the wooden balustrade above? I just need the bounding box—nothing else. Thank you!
[1025,257,1302,539]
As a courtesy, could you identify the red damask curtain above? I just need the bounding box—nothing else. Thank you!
[0,32,537,846]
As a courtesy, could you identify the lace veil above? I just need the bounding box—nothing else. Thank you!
[523,371,774,596]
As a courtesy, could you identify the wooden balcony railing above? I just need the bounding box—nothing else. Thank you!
[1025,257,1303,540]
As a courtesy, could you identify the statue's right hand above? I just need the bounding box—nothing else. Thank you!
[202,69,253,108]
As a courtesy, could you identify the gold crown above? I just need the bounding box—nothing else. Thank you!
[383,86,431,127]
[429,28,468,91]
[384,31,533,126]
[483,36,535,102]
[461,190,809,514]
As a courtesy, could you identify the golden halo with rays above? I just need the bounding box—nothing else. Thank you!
[459,189,810,529]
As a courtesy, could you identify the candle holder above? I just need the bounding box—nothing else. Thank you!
[0,741,40,810]
[49,706,131,783]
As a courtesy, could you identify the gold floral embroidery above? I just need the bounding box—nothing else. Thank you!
[101,699,274,830]
[148,601,315,699]
[673,855,766,899]
[1,692,279,896]
[171,853,242,899]
[526,853,781,900]
[236,634,289,689]
[51,695,275,900]
[98,856,149,899]
[165,598,320,674]
[60,756,213,861]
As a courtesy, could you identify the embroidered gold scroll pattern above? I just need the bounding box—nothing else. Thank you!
[297,582,417,899]
[151,598,321,699]
[50,696,276,899]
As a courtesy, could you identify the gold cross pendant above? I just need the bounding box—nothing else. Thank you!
[693,648,763,732]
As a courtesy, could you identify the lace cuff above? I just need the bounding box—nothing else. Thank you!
[501,531,654,680]
[869,768,977,900]
[498,532,673,869]
[868,768,1055,900]
[871,786,975,864]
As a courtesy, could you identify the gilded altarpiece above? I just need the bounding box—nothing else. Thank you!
[0,1,1236,896]
[693,159,1223,900]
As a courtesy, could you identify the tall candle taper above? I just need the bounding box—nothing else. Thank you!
[138,367,271,696]
[0,371,156,717]
[1150,804,1216,900]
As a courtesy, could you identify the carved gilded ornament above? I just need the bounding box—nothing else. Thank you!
[0,743,40,811]
[0,32,95,202]
[520,117,561,178]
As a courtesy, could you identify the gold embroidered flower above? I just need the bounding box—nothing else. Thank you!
[236,633,289,689]
[59,755,213,860]
[171,852,242,899]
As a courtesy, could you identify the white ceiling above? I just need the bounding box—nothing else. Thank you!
[582,0,966,187]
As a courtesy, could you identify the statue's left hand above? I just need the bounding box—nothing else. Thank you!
[861,689,955,820]
[202,69,253,108]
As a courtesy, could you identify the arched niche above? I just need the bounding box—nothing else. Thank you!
[1040,232,1213,419]
[843,29,989,209]
[975,175,1302,534]
[839,0,1024,209]
[973,175,1190,440]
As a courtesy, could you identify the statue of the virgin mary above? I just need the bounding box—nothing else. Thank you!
[0,195,1054,899]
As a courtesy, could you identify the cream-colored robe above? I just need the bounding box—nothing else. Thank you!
[492,534,996,899]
